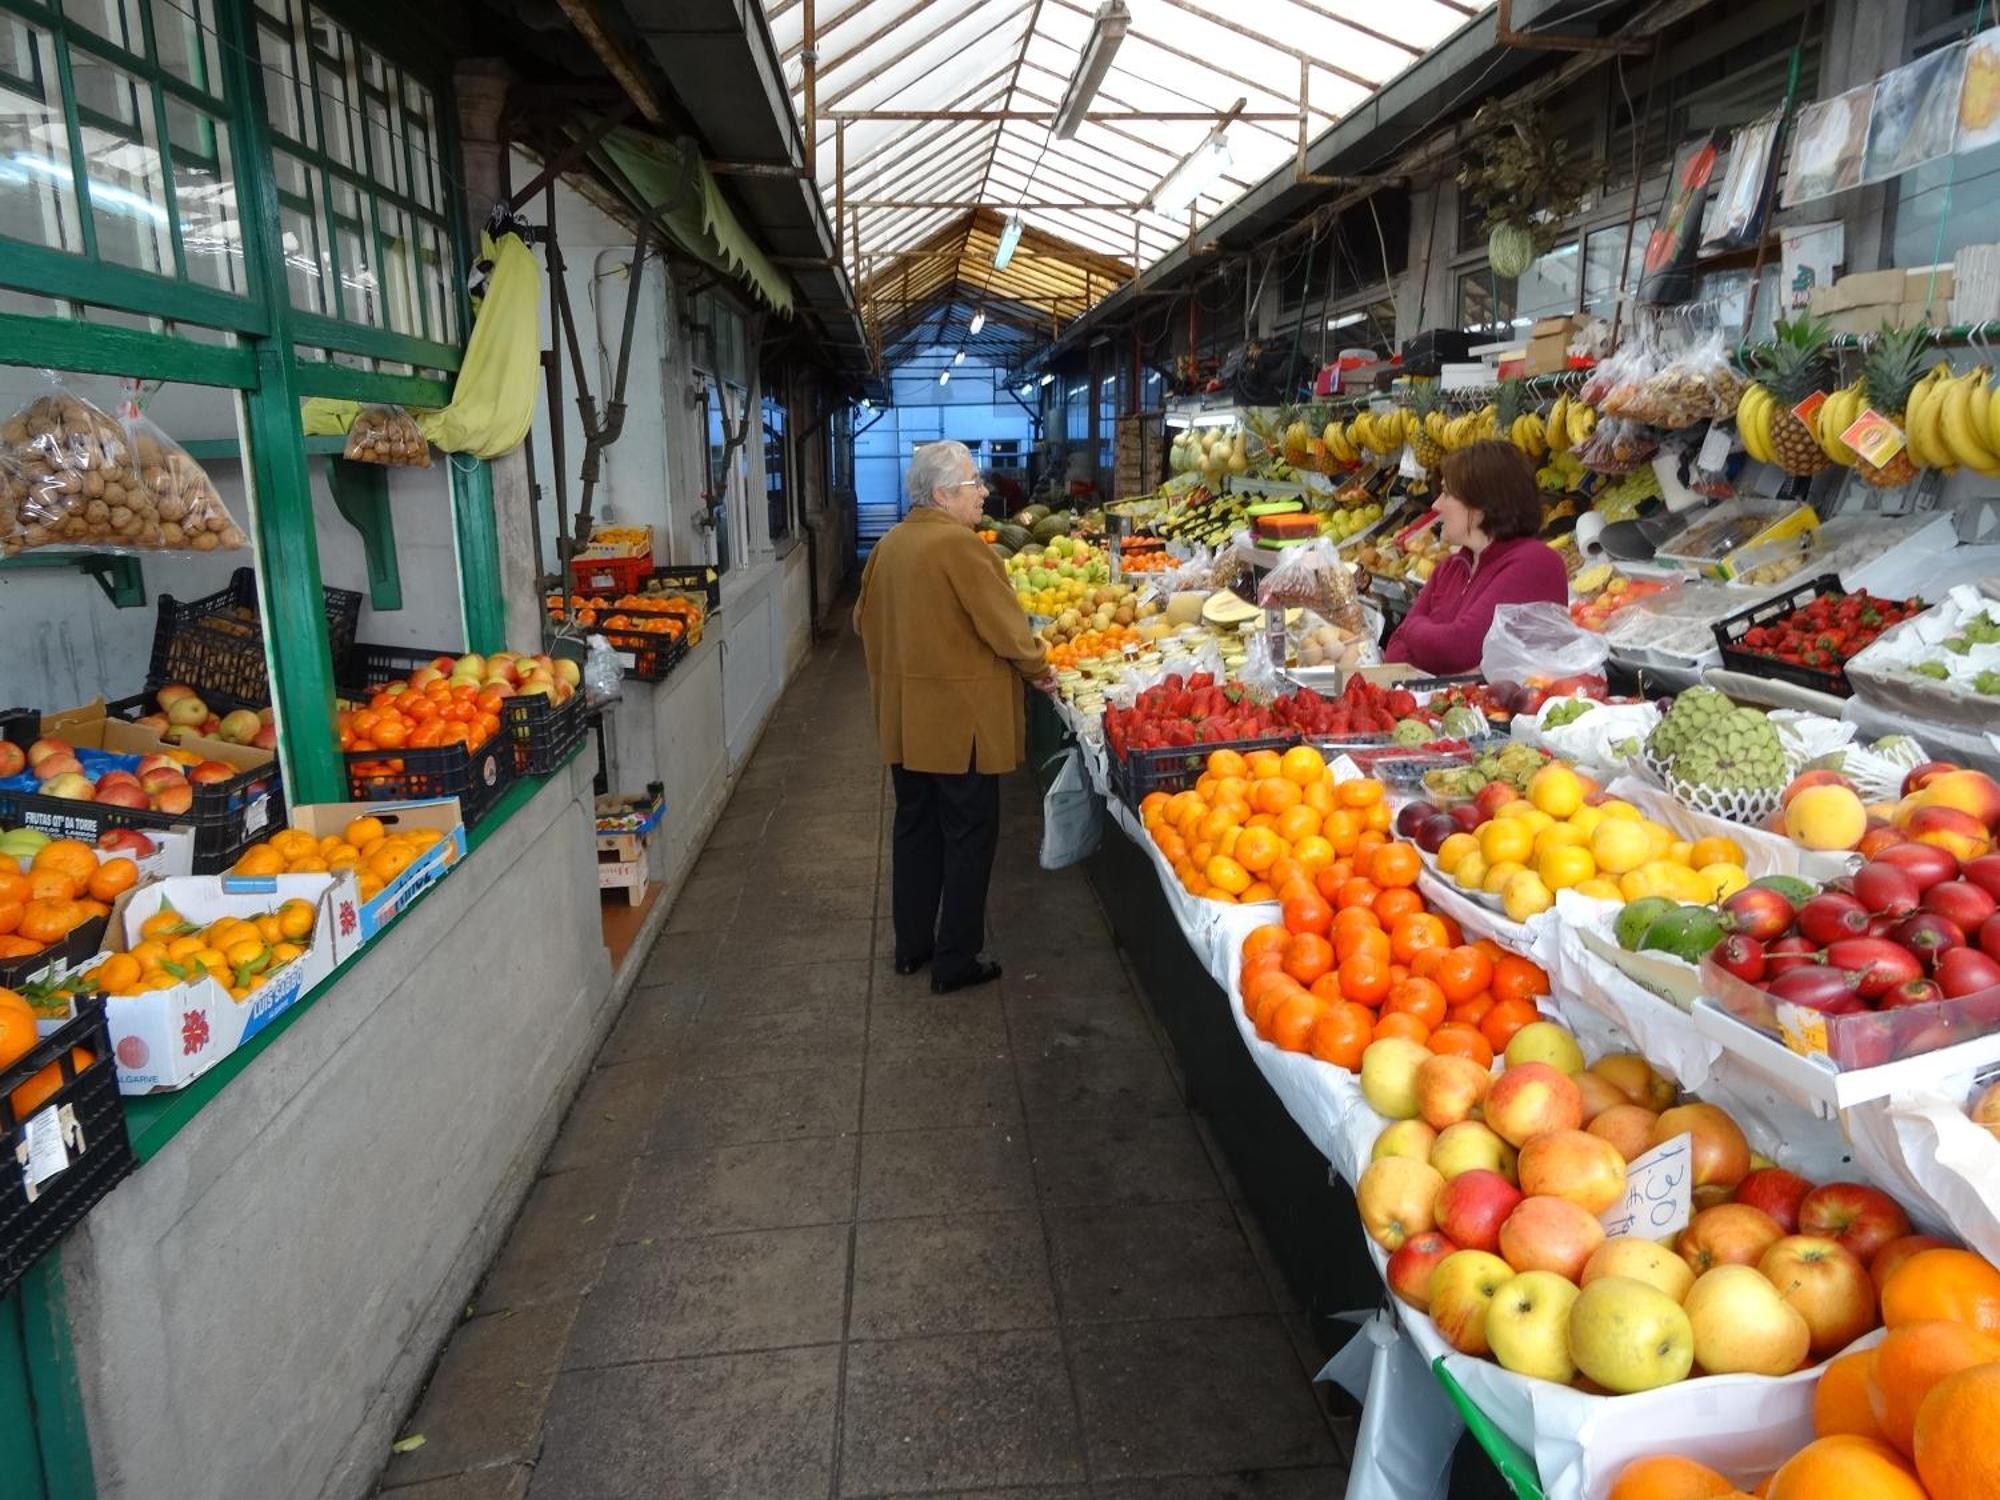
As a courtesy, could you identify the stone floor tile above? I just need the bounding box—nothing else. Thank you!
[1029,1115,1224,1210]
[649,1066,861,1151]
[704,810,771,851]
[698,957,874,1017]
[475,1161,635,1314]
[733,918,877,969]
[659,1004,867,1080]
[848,1212,1055,1342]
[862,1055,1022,1133]
[1091,1470,1351,1499]
[539,1058,675,1175]
[380,1301,578,1488]
[381,1464,534,1498]
[1005,992,1157,1054]
[868,991,1010,1059]
[532,1345,840,1500]
[857,1123,1035,1220]
[566,1223,849,1366]
[637,927,731,987]
[597,982,706,1065]
[1068,1317,1337,1481]
[998,950,1133,1006]
[619,1134,858,1240]
[839,1330,1085,1496]
[1047,1201,1271,1324]
[1014,1044,1182,1123]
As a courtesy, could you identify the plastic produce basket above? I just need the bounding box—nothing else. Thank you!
[149,566,362,707]
[569,551,653,595]
[1107,733,1297,808]
[0,757,282,874]
[0,914,109,991]
[0,998,136,1301]
[1712,573,1853,697]
[650,564,722,615]
[508,691,586,776]
[599,631,690,684]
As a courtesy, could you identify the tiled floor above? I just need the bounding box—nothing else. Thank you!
[376,627,1348,1499]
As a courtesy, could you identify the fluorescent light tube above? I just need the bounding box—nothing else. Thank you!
[968,310,986,336]
[993,216,1024,270]
[1148,130,1232,218]
[1054,1,1130,139]
[954,350,965,365]
[1038,371,1056,386]
[1325,311,1367,330]
[938,370,950,385]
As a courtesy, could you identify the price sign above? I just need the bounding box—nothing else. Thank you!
[22,1105,69,1198]
[1841,407,1906,469]
[1600,1132,1693,1243]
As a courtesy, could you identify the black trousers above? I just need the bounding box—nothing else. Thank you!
[890,761,1001,983]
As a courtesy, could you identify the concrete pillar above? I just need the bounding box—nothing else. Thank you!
[1399,178,1458,345]
[454,58,545,654]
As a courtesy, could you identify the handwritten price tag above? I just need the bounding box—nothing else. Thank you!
[1600,1132,1693,1243]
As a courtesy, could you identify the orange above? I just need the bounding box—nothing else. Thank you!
[1244,923,1292,961]
[1816,1348,1885,1440]
[270,828,318,861]
[1269,993,1322,1052]
[0,900,21,939]
[1208,749,1248,780]
[1389,912,1449,964]
[1252,979,1303,1039]
[1881,1249,2000,1333]
[1435,946,1495,1004]
[0,936,40,959]
[1867,1320,2000,1455]
[1336,778,1383,808]
[1240,881,1278,904]
[1335,878,1379,912]
[1480,997,1542,1053]
[30,840,96,885]
[1335,924,1391,966]
[1607,1455,1739,1500]
[1140,791,1171,825]
[1354,829,1388,864]
[1198,806,1240,845]
[1373,1012,1431,1045]
[1244,750,1283,780]
[1365,801,1392,833]
[1290,835,1335,875]
[25,869,77,902]
[1370,842,1421,890]
[1373,887,1425,927]
[86,858,138,903]
[18,900,83,946]
[1267,855,1305,893]
[1324,808,1362,855]
[1282,933,1334,987]
[1254,778,1302,816]
[1280,745,1326,786]
[234,844,285,877]
[93,953,144,996]
[1205,855,1252,897]
[1766,1436,1927,1500]
[1337,953,1391,1007]
[1308,1003,1373,1069]
[1427,1023,1493,1068]
[1235,826,1282,874]
[1492,954,1550,1005]
[1385,976,1446,1029]
[1912,1361,2000,1499]
[1303,779,1334,816]
[1275,805,1322,844]
[1281,891,1332,938]
[1242,966,1297,1018]
[0,993,36,1069]
[10,1047,94,1122]
[1447,993,1496,1030]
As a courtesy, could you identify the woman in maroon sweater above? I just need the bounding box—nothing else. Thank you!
[1385,440,1570,676]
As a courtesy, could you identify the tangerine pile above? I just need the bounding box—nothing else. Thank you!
[0,840,137,964]
[336,674,508,758]
[1236,834,1551,1067]
[73,896,319,1002]
[233,816,446,902]
[0,986,92,1122]
[1046,625,1144,671]
[1140,746,1392,904]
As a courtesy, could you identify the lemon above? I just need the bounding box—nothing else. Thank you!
[1483,859,1529,895]
[1538,843,1596,891]
[1590,818,1651,876]
[1701,861,1751,901]
[1527,764,1586,819]
[1503,870,1556,923]
[1479,818,1535,866]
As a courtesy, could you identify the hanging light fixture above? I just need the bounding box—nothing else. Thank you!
[993,216,1024,270]
[1147,127,1233,218]
[953,350,966,365]
[1038,372,1056,386]
[1054,1,1130,139]
[938,370,951,385]
[967,309,986,337]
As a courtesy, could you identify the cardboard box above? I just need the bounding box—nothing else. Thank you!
[94,874,352,1093]
[284,798,465,942]
[1522,336,1571,376]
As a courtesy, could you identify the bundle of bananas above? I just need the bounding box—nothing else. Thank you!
[1906,364,2000,477]
[1319,419,1360,466]
[1545,392,1599,453]
[1348,406,1413,457]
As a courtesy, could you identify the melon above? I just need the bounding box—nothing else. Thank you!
[1030,513,1074,542]
[993,522,1033,551]
[1488,221,1536,279]
[1164,591,1207,626]
[1014,504,1051,528]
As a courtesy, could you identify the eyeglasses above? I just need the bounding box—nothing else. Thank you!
[946,479,986,489]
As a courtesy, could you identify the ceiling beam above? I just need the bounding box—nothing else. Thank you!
[821,1,1030,112]
[1287,0,1425,56]
[824,108,1301,121]
[1151,0,1379,93]
[849,199,1146,210]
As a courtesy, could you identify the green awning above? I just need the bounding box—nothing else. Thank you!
[596,127,795,315]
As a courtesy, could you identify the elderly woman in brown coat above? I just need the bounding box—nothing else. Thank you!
[855,440,1050,993]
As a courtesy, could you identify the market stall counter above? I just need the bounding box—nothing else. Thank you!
[52,755,612,1500]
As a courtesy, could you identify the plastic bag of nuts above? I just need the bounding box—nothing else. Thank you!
[125,414,246,552]
[1256,535,1365,634]
[344,404,432,467]
[0,388,161,554]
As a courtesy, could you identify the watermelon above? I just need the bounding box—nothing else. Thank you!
[1030,513,1073,542]
[993,522,1033,551]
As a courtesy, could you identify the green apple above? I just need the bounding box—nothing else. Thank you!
[1360,1037,1430,1120]
[1504,1021,1586,1075]
[1371,1119,1438,1165]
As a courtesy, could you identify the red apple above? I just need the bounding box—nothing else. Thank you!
[1434,1170,1523,1255]
[1497,1195,1605,1281]
[1758,1235,1878,1357]
[1869,1233,1955,1295]
[1797,1182,1912,1264]
[251,724,278,751]
[1720,886,1797,942]
[1386,1231,1459,1312]
[25,737,71,768]
[93,771,141,793]
[1937,945,2000,999]
[1587,1104,1660,1163]
[1448,803,1483,833]
[32,752,82,782]
[96,828,156,857]
[1573,1071,1629,1123]
[1415,1053,1492,1131]
[1653,1102,1752,1191]
[1677,1203,1785,1273]
[1483,1063,1583,1148]
[43,772,95,801]
[1903,804,1992,863]
[1517,1129,1628,1216]
[1878,840,1962,891]
[154,683,196,709]
[1590,1053,1675,1111]
[151,782,194,815]
[1733,1168,1814,1233]
[94,783,148,809]
[139,767,188,794]
[0,742,23,777]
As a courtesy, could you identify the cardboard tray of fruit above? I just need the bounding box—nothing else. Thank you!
[1843,582,2000,732]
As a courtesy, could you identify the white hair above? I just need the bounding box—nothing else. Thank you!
[907,440,973,508]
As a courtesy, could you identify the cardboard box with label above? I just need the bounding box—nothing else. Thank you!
[284,798,465,941]
[1522,315,1587,377]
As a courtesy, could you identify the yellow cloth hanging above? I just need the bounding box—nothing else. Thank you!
[417,231,544,459]
[300,398,359,436]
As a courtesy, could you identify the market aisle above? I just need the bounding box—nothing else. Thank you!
[376,627,1349,1500]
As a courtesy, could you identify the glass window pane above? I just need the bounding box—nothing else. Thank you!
[1514,241,1580,324]
[1896,142,2000,267]
[68,54,171,274]
[1584,218,1651,314]
[67,0,144,53]
[365,91,405,196]
[272,148,328,312]
[1460,270,1508,336]
[166,96,241,292]
[421,221,453,343]
[330,179,377,324]
[378,201,422,336]
[0,18,84,252]
[257,21,313,146]
[151,0,223,97]
[315,57,355,167]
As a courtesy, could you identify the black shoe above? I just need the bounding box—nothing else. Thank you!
[931,960,1002,994]
[893,953,931,976]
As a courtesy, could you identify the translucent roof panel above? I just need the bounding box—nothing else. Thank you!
[761,0,1491,354]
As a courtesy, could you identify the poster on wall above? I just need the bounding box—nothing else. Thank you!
[1701,110,1785,255]
[1864,43,1968,184]
[1959,28,2000,152]
[1783,84,1874,205]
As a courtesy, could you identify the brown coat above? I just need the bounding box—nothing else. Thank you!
[854,505,1048,774]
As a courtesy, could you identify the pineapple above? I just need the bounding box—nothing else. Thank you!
[1757,317,1833,475]
[1408,380,1445,470]
[1858,325,1930,488]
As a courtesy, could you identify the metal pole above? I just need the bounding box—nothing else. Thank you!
[802,0,817,176]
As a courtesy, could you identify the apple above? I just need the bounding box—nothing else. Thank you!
[1683,1264,1812,1377]
[1484,1063,1584,1148]
[1798,1182,1913,1264]
[1677,1203,1786,1273]
[1857,824,1910,859]
[1371,1119,1438,1165]
[251,723,279,751]
[25,737,71,767]
[187,761,236,785]
[1652,1103,1751,1190]
[1360,1037,1430,1120]
[1590,1053,1675,1111]
[1869,1233,1955,1294]
[1498,1195,1604,1280]
[1969,1081,2000,1140]
[1503,1021,1584,1075]
[33,752,82,782]
[1783,768,1857,807]
[0,743,23,778]
[96,828,156,857]
[94,771,140,792]
[1582,1237,1695,1302]
[214,709,261,745]
[1567,1276,1695,1393]
[43,772,96,801]
[1386,1231,1459,1312]
[165,694,210,728]
[94,783,148,809]
[1416,1053,1492,1130]
[1587,1104,1660,1163]
[1573,1071,1628,1123]
[1356,1156,1444,1252]
[1904,760,1961,796]
[154,683,196,709]
[132,714,169,734]
[151,783,194,815]
[1903,804,1992,863]
[1733,1168,1814,1234]
[1474,782,1519,822]
[1429,1121,1518,1183]
[133,753,178,778]
[1517,1129,1627,1217]
[552,658,582,689]
[1758,1235,1878,1357]
[1428,1250,1513,1357]
[139,766,187,794]
[1435,1169,1523,1254]
[1413,814,1459,855]
[1486,1270,1582,1383]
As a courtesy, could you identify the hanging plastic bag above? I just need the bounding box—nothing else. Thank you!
[344,404,432,467]
[417,230,542,459]
[1039,747,1103,869]
[1480,602,1611,683]
[1576,415,1661,475]
[1701,110,1785,255]
[124,405,246,552]
[0,384,156,554]
[1256,535,1365,634]
[583,633,625,706]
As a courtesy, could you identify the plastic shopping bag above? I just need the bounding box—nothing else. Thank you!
[344,404,433,467]
[1480,602,1611,683]
[1039,748,1102,869]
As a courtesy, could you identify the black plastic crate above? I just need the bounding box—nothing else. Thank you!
[338,641,456,696]
[0,915,109,991]
[649,564,721,615]
[1107,734,1298,809]
[0,997,135,1301]
[0,758,282,874]
[148,566,362,706]
[599,630,690,684]
[1713,573,1853,697]
[508,691,586,776]
[344,729,515,829]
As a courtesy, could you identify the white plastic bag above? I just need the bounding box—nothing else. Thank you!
[583,633,625,706]
[1039,748,1102,869]
[1480,602,1610,683]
